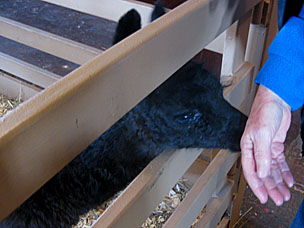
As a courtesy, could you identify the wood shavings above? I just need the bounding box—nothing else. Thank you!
[141,178,191,228]
[72,192,121,228]
[0,93,22,118]
[73,179,192,228]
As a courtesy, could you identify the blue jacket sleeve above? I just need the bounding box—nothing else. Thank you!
[255,3,304,111]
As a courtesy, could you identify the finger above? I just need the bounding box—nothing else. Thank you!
[277,182,291,201]
[271,162,291,201]
[253,131,272,178]
[278,159,294,188]
[241,149,268,204]
[262,175,284,206]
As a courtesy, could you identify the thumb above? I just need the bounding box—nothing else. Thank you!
[254,133,272,178]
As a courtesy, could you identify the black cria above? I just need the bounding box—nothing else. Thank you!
[112,9,141,45]
[0,7,248,228]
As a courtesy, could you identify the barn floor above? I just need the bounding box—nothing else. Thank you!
[2,1,303,227]
[234,109,304,228]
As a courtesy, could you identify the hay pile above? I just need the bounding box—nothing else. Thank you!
[73,179,194,228]
[0,93,22,117]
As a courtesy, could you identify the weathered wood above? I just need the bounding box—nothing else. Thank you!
[0,16,102,65]
[0,52,60,88]
[0,0,260,220]
[42,0,154,26]
[162,150,239,228]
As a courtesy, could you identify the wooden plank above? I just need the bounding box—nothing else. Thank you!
[42,0,155,26]
[252,1,264,24]
[229,171,247,228]
[194,181,234,228]
[223,62,255,110]
[217,217,230,228]
[261,0,278,66]
[162,150,239,228]
[0,52,60,88]
[94,148,203,228]
[0,0,260,220]
[245,23,267,77]
[0,71,41,101]
[204,30,225,54]
[221,9,252,77]
[0,16,102,65]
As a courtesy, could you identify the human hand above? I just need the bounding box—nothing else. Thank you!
[241,85,294,206]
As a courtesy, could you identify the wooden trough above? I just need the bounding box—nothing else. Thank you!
[0,0,277,227]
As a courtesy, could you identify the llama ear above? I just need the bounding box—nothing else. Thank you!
[151,0,166,22]
[112,9,141,45]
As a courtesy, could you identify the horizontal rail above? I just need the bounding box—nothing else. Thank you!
[0,52,60,88]
[42,0,154,26]
[0,0,260,220]
[0,16,102,65]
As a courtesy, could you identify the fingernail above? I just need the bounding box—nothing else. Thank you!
[276,199,283,206]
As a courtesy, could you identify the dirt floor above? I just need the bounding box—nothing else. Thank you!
[234,109,304,228]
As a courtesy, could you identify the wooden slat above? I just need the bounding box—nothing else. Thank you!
[94,148,203,228]
[0,52,60,88]
[162,150,239,228]
[223,62,255,109]
[195,181,233,228]
[245,23,267,77]
[0,16,102,65]
[261,0,278,65]
[0,0,260,220]
[205,30,225,54]
[0,71,41,101]
[217,217,230,228]
[42,0,154,26]
[221,10,252,77]
[229,171,247,228]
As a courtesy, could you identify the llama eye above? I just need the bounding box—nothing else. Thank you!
[174,114,192,124]
[174,110,202,124]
